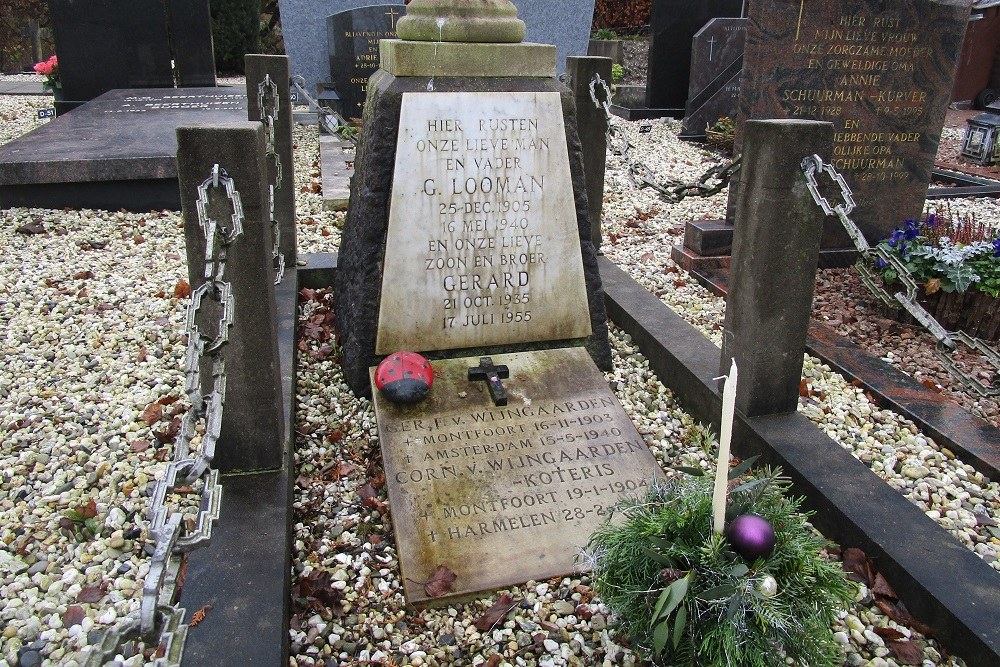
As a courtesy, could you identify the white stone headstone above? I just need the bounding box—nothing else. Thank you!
[375,91,591,354]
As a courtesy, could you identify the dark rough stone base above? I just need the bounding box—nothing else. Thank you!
[334,72,612,397]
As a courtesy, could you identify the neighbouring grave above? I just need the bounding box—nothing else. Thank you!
[734,0,974,247]
[0,89,247,211]
[282,0,592,99]
[644,0,744,117]
[278,0,403,96]
[335,0,660,605]
[48,0,216,112]
[517,0,596,75]
[327,4,403,119]
[673,0,975,270]
[680,18,747,140]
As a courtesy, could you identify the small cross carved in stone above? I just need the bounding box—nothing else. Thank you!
[467,357,510,406]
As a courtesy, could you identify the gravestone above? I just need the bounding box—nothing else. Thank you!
[336,0,660,605]
[48,0,217,110]
[734,0,974,247]
[645,0,744,115]
[0,89,247,212]
[680,18,747,139]
[327,4,403,119]
[672,0,975,270]
[518,0,597,76]
[280,0,593,96]
[278,0,403,96]
[170,0,218,88]
[49,0,174,106]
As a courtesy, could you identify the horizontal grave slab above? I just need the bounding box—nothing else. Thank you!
[0,88,247,212]
[372,346,663,606]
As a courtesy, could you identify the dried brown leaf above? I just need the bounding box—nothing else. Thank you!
[474,593,519,632]
[888,640,924,665]
[189,604,213,628]
[174,279,192,299]
[73,270,94,280]
[154,417,181,444]
[873,626,907,641]
[16,221,46,235]
[141,402,163,425]
[130,439,151,453]
[424,564,457,598]
[841,547,873,586]
[63,605,86,627]
[872,572,897,600]
[77,585,104,603]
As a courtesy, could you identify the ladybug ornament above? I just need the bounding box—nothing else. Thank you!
[374,351,434,404]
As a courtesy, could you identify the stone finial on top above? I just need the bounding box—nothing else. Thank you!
[396,0,526,43]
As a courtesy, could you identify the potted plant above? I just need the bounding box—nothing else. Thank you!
[874,208,1000,339]
[705,116,737,152]
[33,54,61,99]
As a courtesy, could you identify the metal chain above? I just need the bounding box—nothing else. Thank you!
[589,72,741,203]
[258,74,286,285]
[801,154,999,397]
[290,75,357,143]
[84,164,240,665]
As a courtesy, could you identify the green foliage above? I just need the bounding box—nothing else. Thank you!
[0,0,50,74]
[593,28,619,40]
[584,469,855,667]
[611,63,624,82]
[210,0,262,74]
[875,208,1000,297]
[592,0,652,31]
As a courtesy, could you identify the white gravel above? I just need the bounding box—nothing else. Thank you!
[0,87,996,667]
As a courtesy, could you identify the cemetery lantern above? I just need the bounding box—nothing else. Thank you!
[960,102,1000,166]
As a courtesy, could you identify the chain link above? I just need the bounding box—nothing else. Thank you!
[85,164,240,663]
[801,154,999,397]
[258,74,286,285]
[290,75,357,142]
[590,72,741,204]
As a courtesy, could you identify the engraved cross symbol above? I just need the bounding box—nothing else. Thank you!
[707,36,716,61]
[468,357,510,407]
[385,8,400,30]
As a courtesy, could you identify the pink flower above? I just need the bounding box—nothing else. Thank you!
[34,55,58,76]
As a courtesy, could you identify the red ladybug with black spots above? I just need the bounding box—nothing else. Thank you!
[374,351,434,404]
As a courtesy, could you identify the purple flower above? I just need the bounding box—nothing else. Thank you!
[926,213,937,228]
[993,238,1000,257]
[875,257,887,269]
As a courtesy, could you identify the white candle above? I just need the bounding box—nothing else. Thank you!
[713,358,738,534]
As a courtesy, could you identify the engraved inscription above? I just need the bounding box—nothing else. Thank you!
[373,348,663,604]
[741,0,971,243]
[376,93,590,354]
[103,93,245,114]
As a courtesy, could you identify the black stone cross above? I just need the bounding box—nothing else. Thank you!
[467,357,509,406]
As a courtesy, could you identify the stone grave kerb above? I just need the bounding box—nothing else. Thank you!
[334,0,612,398]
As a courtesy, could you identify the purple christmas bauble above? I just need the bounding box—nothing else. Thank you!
[725,514,777,561]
